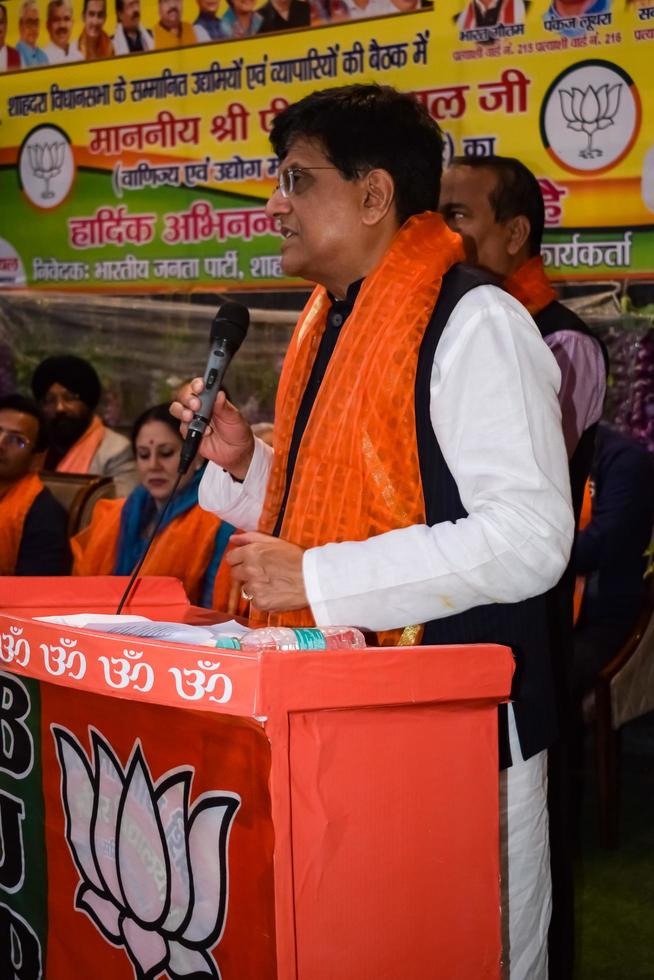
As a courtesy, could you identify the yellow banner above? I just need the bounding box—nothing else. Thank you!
[0,0,652,289]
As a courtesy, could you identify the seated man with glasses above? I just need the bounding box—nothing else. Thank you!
[0,394,71,576]
[31,355,137,497]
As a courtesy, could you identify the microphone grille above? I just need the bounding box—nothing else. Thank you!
[211,301,250,347]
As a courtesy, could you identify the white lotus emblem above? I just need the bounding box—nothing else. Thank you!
[52,726,240,979]
[27,141,66,199]
[559,83,623,159]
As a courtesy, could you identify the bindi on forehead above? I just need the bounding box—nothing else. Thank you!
[137,439,176,449]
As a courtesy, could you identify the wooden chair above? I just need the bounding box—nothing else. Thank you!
[594,575,654,848]
[40,471,115,537]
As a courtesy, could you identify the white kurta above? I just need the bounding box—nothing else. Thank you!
[199,284,574,630]
[42,41,82,62]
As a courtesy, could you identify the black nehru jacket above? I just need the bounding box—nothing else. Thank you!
[15,488,71,575]
[415,266,556,768]
[276,265,558,769]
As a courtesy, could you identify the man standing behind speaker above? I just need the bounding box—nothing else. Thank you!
[438,156,606,503]
[32,355,137,497]
[173,84,574,979]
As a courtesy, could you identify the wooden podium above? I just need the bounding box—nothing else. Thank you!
[0,578,513,980]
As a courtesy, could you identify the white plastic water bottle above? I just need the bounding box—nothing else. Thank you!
[215,626,366,651]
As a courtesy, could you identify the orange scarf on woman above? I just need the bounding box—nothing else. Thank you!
[253,212,464,636]
[72,498,226,606]
[57,414,106,474]
[503,255,557,317]
[0,473,44,576]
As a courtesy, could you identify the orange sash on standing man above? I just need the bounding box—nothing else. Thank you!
[503,255,557,317]
[0,473,44,576]
[251,212,465,639]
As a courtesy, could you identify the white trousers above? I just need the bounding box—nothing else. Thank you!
[499,731,551,980]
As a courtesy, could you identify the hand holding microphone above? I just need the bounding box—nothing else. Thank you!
[171,302,254,478]
[176,385,255,479]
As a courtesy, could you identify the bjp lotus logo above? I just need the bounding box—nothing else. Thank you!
[27,140,66,199]
[540,61,641,175]
[18,123,75,210]
[558,83,622,159]
[52,726,240,979]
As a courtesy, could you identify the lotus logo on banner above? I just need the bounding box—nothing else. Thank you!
[558,83,622,160]
[18,125,75,211]
[27,141,67,200]
[540,59,641,176]
[52,727,240,979]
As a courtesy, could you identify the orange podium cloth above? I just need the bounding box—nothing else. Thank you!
[0,574,191,618]
[254,212,464,637]
[0,472,44,575]
[0,579,513,980]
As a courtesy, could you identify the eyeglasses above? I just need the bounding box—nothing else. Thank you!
[276,166,339,198]
[42,391,82,410]
[0,426,32,451]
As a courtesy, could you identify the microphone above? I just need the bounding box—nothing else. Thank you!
[178,301,250,475]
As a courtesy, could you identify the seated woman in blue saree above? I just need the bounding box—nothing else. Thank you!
[72,403,240,609]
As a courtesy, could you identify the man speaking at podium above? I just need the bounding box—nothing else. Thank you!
[173,84,574,979]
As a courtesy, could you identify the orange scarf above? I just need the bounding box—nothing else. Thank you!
[56,414,105,474]
[77,29,114,59]
[72,497,229,606]
[503,255,558,317]
[0,473,44,576]
[253,212,464,638]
